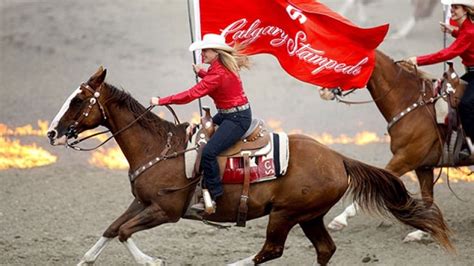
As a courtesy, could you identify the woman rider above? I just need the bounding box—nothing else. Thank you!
[150,33,252,211]
[406,0,474,153]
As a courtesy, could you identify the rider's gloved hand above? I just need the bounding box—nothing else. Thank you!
[404,57,417,66]
[439,22,457,34]
[192,64,204,74]
[318,87,339,101]
[150,97,160,106]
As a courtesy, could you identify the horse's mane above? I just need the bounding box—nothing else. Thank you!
[103,83,185,139]
[396,61,436,81]
[376,50,436,84]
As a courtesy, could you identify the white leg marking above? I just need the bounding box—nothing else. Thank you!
[227,254,256,266]
[123,238,164,265]
[403,230,429,242]
[77,237,111,265]
[328,203,358,231]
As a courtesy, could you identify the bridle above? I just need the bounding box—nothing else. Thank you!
[333,61,448,131]
[65,83,181,152]
[60,82,202,191]
[65,83,108,142]
[333,62,404,105]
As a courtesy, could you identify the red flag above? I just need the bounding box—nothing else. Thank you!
[193,0,389,90]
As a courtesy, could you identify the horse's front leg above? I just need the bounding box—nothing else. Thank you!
[403,168,434,243]
[103,198,145,238]
[77,198,145,265]
[387,156,434,243]
[118,203,173,265]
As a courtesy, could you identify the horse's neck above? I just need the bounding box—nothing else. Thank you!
[102,102,170,170]
[366,59,421,123]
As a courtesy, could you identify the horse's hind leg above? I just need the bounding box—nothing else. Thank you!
[252,212,296,264]
[327,202,359,231]
[300,216,336,266]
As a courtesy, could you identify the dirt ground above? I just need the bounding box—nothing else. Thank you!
[1,0,473,265]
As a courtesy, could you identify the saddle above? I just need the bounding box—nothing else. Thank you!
[193,107,272,226]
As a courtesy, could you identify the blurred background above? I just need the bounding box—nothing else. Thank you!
[1,1,472,265]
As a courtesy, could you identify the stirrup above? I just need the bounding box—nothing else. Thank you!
[191,200,216,214]
[191,189,216,214]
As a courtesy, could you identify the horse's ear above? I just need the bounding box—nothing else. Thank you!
[88,66,107,89]
[447,61,454,72]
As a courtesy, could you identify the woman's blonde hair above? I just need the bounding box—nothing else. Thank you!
[466,6,474,21]
[214,44,250,74]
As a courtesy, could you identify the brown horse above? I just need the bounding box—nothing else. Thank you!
[47,67,454,265]
[328,50,472,241]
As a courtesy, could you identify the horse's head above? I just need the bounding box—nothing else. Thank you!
[441,62,467,107]
[47,67,108,146]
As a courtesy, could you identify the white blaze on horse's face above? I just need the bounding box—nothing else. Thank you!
[47,87,82,145]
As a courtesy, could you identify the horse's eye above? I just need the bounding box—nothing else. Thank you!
[70,98,83,106]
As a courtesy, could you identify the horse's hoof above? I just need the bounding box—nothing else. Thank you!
[145,258,166,266]
[403,230,429,242]
[77,260,94,266]
[327,219,347,231]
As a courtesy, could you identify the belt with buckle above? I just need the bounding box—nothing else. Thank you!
[218,103,250,114]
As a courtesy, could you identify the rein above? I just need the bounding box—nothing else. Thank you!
[67,105,155,151]
[66,92,181,151]
[334,63,404,105]
[63,84,199,193]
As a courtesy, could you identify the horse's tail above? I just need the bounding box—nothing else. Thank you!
[343,158,455,253]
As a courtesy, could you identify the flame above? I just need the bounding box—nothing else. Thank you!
[3,119,465,183]
[0,120,49,136]
[310,131,388,145]
[0,121,57,169]
[266,118,389,145]
[403,167,474,183]
[89,146,128,170]
[0,136,57,169]
[87,112,200,170]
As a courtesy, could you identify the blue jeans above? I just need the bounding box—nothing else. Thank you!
[200,108,252,199]
[460,72,474,140]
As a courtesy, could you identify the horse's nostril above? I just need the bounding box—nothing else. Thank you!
[47,130,56,139]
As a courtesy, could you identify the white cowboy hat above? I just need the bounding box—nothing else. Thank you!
[446,0,474,7]
[189,33,234,52]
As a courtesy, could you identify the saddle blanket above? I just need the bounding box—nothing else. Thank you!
[184,126,289,184]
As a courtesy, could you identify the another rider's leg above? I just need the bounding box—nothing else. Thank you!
[200,108,252,200]
[459,74,474,152]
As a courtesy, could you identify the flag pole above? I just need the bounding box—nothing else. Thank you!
[187,0,203,116]
[441,0,451,72]
[443,3,448,72]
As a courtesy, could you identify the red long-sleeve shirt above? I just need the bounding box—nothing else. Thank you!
[417,18,474,67]
[159,59,249,109]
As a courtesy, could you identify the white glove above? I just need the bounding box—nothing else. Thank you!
[150,97,160,105]
[318,87,336,101]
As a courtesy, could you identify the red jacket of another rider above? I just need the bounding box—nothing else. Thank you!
[417,18,474,67]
